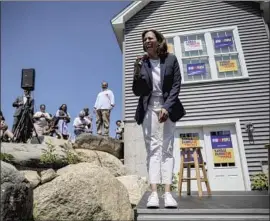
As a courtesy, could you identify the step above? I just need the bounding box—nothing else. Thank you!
[135,191,269,221]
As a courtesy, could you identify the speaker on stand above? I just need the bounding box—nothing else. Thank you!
[21,68,35,91]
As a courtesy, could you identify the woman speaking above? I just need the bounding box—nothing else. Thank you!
[132,29,185,208]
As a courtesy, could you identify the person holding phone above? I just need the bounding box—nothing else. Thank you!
[132,29,186,208]
[33,104,52,136]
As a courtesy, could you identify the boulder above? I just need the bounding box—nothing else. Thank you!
[42,136,72,148]
[1,161,33,221]
[40,169,57,184]
[73,134,124,159]
[34,163,132,221]
[75,149,126,177]
[117,175,149,206]
[20,170,40,188]
[1,142,71,169]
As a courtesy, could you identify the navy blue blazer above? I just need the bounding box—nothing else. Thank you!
[132,53,186,125]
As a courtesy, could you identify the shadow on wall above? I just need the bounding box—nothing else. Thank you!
[125,1,165,35]
[226,1,262,18]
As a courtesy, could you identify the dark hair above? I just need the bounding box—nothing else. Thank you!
[40,104,46,109]
[116,120,121,124]
[59,104,67,112]
[0,110,5,121]
[142,29,168,57]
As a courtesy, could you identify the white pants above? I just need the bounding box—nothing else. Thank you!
[142,96,176,184]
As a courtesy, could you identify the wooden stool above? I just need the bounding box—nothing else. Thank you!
[178,146,211,198]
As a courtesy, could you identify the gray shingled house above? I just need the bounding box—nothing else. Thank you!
[111,0,270,191]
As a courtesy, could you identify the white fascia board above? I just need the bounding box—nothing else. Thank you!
[111,1,150,51]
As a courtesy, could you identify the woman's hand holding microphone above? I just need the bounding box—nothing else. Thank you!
[134,53,148,77]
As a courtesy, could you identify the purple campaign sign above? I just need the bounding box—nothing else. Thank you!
[214,36,233,48]
[187,63,206,76]
[211,134,232,149]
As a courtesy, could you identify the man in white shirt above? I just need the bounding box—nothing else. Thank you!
[94,81,115,136]
[73,111,91,137]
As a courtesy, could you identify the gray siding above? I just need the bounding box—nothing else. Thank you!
[123,1,270,175]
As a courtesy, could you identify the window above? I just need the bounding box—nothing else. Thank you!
[165,26,248,83]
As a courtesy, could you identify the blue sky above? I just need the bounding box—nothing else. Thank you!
[1,1,130,138]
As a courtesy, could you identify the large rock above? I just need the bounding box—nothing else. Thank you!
[75,149,126,177]
[1,161,33,221]
[1,142,72,169]
[42,136,72,148]
[117,175,148,207]
[34,163,132,221]
[40,169,57,184]
[20,170,40,188]
[73,134,124,159]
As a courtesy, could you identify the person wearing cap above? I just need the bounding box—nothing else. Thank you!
[73,111,91,137]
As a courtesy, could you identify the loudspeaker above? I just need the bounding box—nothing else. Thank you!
[21,68,35,91]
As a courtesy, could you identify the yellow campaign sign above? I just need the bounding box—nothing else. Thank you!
[212,148,235,164]
[167,43,174,54]
[217,60,238,72]
[180,136,200,148]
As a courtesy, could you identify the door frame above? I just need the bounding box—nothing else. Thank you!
[175,118,251,191]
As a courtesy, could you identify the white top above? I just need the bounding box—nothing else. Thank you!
[94,89,115,110]
[150,59,162,97]
[73,117,91,128]
[33,111,51,127]
[23,96,27,104]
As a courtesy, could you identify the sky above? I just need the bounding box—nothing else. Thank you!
[1,1,131,138]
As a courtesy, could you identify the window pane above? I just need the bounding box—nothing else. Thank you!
[166,38,175,54]
[180,34,207,57]
[211,30,237,54]
[182,57,211,81]
[215,54,242,78]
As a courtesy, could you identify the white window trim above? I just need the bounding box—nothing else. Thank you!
[165,26,249,85]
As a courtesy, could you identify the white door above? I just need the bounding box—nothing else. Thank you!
[173,127,209,192]
[203,125,245,191]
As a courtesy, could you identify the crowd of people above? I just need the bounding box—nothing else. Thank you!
[0,81,124,143]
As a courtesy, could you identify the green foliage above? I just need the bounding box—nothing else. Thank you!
[61,143,81,164]
[157,173,178,192]
[251,173,269,191]
[40,140,62,165]
[0,152,15,163]
[40,140,81,166]
[32,201,39,221]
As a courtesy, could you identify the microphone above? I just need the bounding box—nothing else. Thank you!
[134,52,148,78]
[137,52,148,66]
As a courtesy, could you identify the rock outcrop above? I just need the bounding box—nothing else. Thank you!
[20,170,40,188]
[1,142,75,169]
[76,149,126,177]
[117,175,148,207]
[34,163,132,221]
[73,134,124,159]
[1,161,33,221]
[40,169,57,184]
